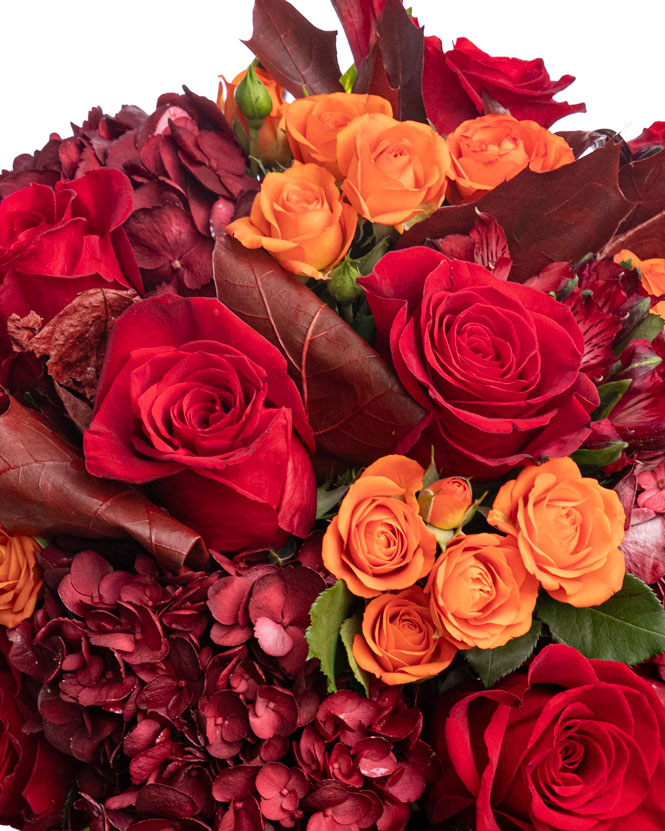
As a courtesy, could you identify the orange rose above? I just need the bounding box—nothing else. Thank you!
[336,113,451,226]
[284,92,393,181]
[219,67,291,167]
[613,249,665,318]
[418,476,473,530]
[321,455,437,598]
[446,113,574,202]
[0,526,42,628]
[226,162,357,279]
[488,457,626,607]
[353,587,456,684]
[426,533,539,649]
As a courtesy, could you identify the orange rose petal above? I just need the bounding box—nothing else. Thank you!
[0,531,42,628]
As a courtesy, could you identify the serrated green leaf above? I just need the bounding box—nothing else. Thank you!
[536,574,665,664]
[316,483,350,519]
[464,619,542,687]
[306,580,353,692]
[571,441,628,468]
[339,614,370,696]
[591,379,632,420]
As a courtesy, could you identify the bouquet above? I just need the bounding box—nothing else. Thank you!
[2,1,665,829]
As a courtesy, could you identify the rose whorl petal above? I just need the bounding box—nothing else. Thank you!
[84,294,316,553]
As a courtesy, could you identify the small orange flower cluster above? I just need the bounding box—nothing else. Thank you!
[226,89,450,278]
[222,76,574,280]
[322,455,625,685]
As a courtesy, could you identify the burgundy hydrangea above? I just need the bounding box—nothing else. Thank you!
[8,541,438,831]
[0,87,257,296]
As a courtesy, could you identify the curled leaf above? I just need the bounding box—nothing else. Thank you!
[0,396,208,572]
[213,235,425,469]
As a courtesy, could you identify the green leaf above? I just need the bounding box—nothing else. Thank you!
[571,441,628,468]
[464,619,542,687]
[340,64,357,93]
[306,580,353,692]
[536,574,665,664]
[316,483,350,519]
[626,311,665,345]
[591,379,632,420]
[339,614,370,695]
[354,236,393,276]
[614,300,660,354]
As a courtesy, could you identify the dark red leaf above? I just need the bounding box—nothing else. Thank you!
[598,208,665,261]
[0,396,208,571]
[353,43,399,115]
[421,36,477,136]
[213,235,425,468]
[243,0,344,97]
[330,0,385,65]
[28,288,137,400]
[357,0,426,122]
[399,140,631,282]
[618,147,665,234]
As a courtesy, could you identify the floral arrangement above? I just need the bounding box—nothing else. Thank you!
[2,1,665,830]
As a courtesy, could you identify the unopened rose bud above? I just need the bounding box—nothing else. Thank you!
[235,63,273,130]
[328,260,362,304]
[418,477,472,530]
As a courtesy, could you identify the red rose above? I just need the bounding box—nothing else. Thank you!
[0,167,142,323]
[427,643,665,830]
[0,632,73,830]
[83,294,316,553]
[423,36,585,135]
[359,248,597,478]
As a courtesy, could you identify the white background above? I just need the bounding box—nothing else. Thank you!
[0,2,662,830]
[2,0,665,169]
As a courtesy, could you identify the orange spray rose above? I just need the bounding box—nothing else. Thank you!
[226,162,357,279]
[418,476,473,530]
[219,66,291,167]
[0,526,42,628]
[426,533,539,649]
[613,249,665,318]
[284,92,393,180]
[488,457,625,607]
[322,455,437,598]
[353,587,456,684]
[336,113,451,226]
[446,113,574,202]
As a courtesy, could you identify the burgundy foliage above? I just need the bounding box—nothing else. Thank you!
[400,140,631,284]
[213,236,425,474]
[0,395,209,572]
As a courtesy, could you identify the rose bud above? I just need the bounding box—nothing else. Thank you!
[235,63,274,130]
[418,477,472,530]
